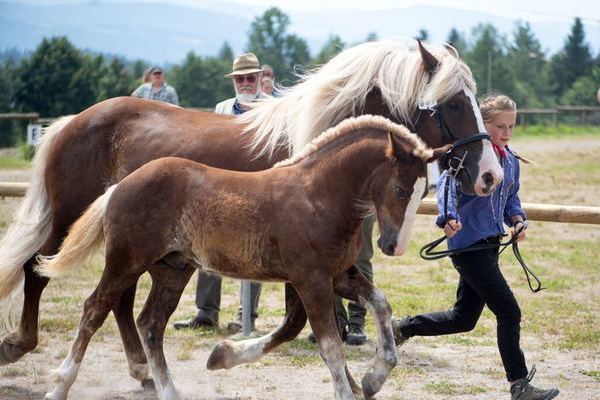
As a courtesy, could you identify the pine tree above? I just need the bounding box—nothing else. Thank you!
[466,24,517,98]
[508,22,551,107]
[246,7,311,84]
[15,37,96,116]
[549,17,594,99]
[313,35,345,65]
[446,28,468,55]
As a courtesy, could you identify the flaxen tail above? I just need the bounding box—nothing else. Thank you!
[0,116,74,331]
[36,186,116,278]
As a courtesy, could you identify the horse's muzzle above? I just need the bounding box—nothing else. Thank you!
[377,237,396,256]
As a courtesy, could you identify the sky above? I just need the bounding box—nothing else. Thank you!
[229,0,600,21]
[8,0,600,22]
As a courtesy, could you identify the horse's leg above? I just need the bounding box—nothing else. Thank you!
[333,266,397,399]
[45,271,141,400]
[294,274,355,400]
[0,257,47,365]
[207,282,307,370]
[112,283,154,388]
[0,223,67,365]
[136,264,195,400]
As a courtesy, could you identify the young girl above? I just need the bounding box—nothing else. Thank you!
[392,94,559,400]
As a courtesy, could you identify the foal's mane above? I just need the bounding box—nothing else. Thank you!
[274,115,431,168]
[240,39,476,157]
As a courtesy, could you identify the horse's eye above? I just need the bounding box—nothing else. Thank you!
[447,102,461,111]
[395,186,407,199]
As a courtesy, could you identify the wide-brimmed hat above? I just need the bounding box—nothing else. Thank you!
[149,66,164,74]
[225,53,262,77]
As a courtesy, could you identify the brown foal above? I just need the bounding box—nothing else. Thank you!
[37,116,449,400]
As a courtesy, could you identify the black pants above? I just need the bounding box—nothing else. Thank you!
[398,238,528,381]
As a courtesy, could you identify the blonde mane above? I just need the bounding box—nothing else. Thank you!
[274,115,432,168]
[239,38,476,157]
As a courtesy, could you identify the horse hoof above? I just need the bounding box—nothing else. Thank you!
[361,373,382,399]
[0,335,30,366]
[206,341,235,370]
[141,378,155,390]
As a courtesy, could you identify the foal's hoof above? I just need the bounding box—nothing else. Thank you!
[206,341,235,370]
[362,373,383,400]
[141,378,155,390]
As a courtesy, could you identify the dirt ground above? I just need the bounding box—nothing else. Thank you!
[0,137,599,400]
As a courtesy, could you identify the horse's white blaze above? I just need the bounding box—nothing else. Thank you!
[464,88,504,194]
[394,177,427,256]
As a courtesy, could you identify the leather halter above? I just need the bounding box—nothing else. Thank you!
[413,103,491,178]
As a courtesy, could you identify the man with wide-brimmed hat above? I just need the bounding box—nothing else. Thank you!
[215,52,264,114]
[174,53,264,333]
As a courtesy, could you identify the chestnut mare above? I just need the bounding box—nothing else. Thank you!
[37,116,449,400]
[0,39,502,387]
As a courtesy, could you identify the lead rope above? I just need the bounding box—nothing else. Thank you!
[420,176,545,293]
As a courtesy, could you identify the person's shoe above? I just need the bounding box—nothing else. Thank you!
[391,317,410,347]
[226,319,255,334]
[510,367,559,400]
[346,324,367,346]
[173,313,218,330]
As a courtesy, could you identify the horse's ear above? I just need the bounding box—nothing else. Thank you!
[388,132,413,162]
[417,40,440,75]
[426,144,452,163]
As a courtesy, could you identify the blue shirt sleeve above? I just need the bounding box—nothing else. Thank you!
[435,171,459,228]
[503,157,526,226]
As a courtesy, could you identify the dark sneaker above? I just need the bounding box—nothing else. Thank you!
[391,317,410,347]
[510,366,559,400]
[346,324,367,346]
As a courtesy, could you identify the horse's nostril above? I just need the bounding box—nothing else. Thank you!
[386,243,396,255]
[482,171,494,186]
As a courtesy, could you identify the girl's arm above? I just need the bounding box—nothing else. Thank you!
[435,171,461,237]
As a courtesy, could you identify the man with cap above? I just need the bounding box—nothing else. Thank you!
[173,53,264,333]
[131,66,179,105]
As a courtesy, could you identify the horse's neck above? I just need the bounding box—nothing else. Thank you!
[298,138,388,216]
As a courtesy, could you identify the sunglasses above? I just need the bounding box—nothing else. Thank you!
[234,74,257,84]
[152,71,163,76]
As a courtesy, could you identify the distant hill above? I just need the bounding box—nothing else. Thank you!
[1,1,597,64]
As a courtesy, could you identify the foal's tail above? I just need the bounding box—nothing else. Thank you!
[36,185,116,278]
[0,116,74,330]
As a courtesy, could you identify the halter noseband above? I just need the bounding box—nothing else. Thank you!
[414,102,491,178]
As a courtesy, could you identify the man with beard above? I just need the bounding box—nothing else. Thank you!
[174,53,264,333]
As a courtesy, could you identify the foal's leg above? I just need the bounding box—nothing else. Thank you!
[207,282,307,370]
[333,266,397,399]
[45,271,141,400]
[136,264,195,400]
[294,275,355,400]
[112,283,154,388]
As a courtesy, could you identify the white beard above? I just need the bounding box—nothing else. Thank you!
[236,91,260,103]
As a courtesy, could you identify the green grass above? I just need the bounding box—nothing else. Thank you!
[424,379,489,395]
[515,124,600,137]
[0,154,31,169]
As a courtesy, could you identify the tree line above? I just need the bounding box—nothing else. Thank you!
[0,7,598,146]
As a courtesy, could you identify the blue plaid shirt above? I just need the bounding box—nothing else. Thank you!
[436,148,526,250]
[131,82,179,105]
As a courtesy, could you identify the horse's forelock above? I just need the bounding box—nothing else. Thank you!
[240,39,474,158]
